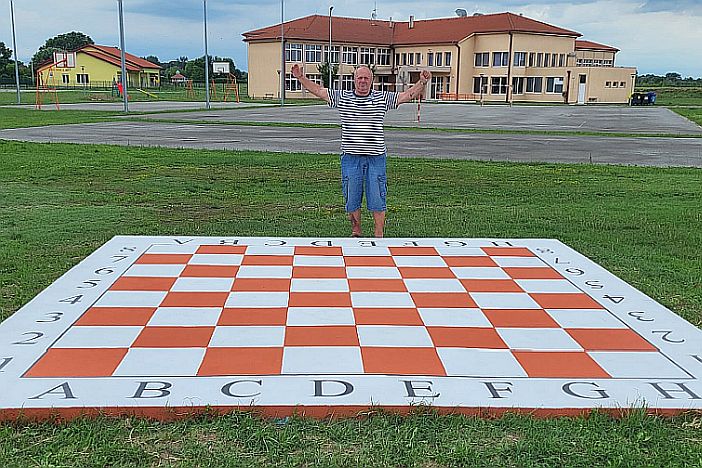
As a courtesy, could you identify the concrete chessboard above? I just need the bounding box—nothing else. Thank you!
[1,236,700,420]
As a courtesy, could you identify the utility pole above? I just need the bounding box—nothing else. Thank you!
[10,0,21,105]
[280,0,285,106]
[204,0,210,109]
[117,0,129,112]
[328,6,333,90]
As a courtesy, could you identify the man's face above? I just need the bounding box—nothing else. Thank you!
[354,68,373,96]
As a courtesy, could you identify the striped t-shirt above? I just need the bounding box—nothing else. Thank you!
[328,89,399,156]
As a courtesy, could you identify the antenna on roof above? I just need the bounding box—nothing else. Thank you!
[371,1,377,20]
[455,8,467,17]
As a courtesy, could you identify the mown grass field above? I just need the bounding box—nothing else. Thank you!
[0,141,701,466]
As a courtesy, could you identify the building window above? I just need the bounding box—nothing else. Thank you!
[323,45,340,64]
[342,46,358,64]
[360,47,375,65]
[430,76,444,99]
[436,52,443,66]
[306,74,322,85]
[546,77,564,93]
[341,74,354,90]
[473,76,488,94]
[375,75,392,91]
[401,53,407,65]
[474,52,489,67]
[444,52,451,67]
[620,81,626,88]
[491,76,508,94]
[605,81,611,88]
[514,52,526,67]
[536,53,543,67]
[428,52,434,66]
[492,52,509,67]
[512,77,525,94]
[286,73,301,91]
[445,76,451,93]
[528,53,536,67]
[551,53,558,67]
[612,81,619,87]
[304,44,322,63]
[62,74,70,84]
[526,77,543,93]
[285,43,302,62]
[395,53,400,65]
[377,48,390,65]
[76,73,89,84]
[559,54,565,67]
[416,53,422,65]
[408,52,414,65]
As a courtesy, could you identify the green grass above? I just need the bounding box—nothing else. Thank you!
[0,107,123,129]
[673,107,702,127]
[636,86,702,106]
[0,141,701,466]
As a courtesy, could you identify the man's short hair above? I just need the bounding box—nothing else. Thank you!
[354,66,374,79]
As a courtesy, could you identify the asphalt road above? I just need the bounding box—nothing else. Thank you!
[135,103,702,135]
[2,121,701,167]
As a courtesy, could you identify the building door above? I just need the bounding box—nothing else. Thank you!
[578,74,587,104]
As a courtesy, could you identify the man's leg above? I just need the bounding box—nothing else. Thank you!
[366,154,388,238]
[372,210,386,238]
[349,210,362,237]
[341,154,363,237]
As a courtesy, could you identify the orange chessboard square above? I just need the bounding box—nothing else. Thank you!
[481,247,535,257]
[353,308,424,326]
[459,279,524,293]
[180,265,239,277]
[284,326,359,346]
[242,255,293,266]
[566,329,658,351]
[530,293,601,309]
[294,246,343,256]
[160,291,229,308]
[443,256,498,267]
[74,307,156,326]
[484,309,560,328]
[136,253,192,264]
[218,308,287,326]
[512,351,611,378]
[288,292,352,307]
[198,347,283,375]
[110,277,176,291]
[503,267,563,280]
[25,348,128,377]
[132,326,215,348]
[232,278,291,292]
[361,347,446,375]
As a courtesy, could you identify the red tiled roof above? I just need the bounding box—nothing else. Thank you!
[81,49,141,71]
[243,12,581,45]
[87,45,162,69]
[575,40,619,52]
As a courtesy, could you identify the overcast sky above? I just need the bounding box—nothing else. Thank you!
[2,0,701,77]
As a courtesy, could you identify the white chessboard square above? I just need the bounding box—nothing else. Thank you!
[357,325,433,347]
[346,267,401,279]
[286,307,355,326]
[171,277,234,292]
[515,279,581,294]
[188,254,243,265]
[547,309,627,329]
[147,244,199,254]
[225,292,289,308]
[589,352,690,379]
[341,247,391,256]
[497,328,583,351]
[95,291,168,308]
[418,308,491,327]
[351,292,415,308]
[123,264,185,277]
[148,307,222,327]
[113,348,206,376]
[290,279,349,293]
[282,347,363,373]
[403,279,466,293]
[235,266,292,278]
[392,256,447,267]
[434,247,487,257]
[471,292,541,309]
[293,256,345,267]
[438,348,528,377]
[209,326,285,347]
[492,257,547,267]
[245,246,294,256]
[53,326,142,348]
[450,267,510,279]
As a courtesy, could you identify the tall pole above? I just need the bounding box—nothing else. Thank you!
[203,0,210,110]
[328,6,333,90]
[280,0,284,106]
[117,0,128,113]
[10,0,21,105]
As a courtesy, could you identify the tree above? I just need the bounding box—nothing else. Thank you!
[143,55,161,66]
[32,31,93,66]
[317,61,339,88]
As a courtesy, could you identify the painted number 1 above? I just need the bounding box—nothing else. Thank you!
[0,357,12,372]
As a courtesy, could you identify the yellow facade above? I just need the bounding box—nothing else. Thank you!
[37,49,160,88]
[246,20,636,104]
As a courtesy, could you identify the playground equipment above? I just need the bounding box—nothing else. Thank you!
[185,80,195,99]
[35,52,70,110]
[223,73,240,103]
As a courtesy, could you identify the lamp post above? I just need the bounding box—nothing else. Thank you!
[117,0,128,113]
[328,6,333,90]
[10,0,21,105]
[203,0,210,110]
[280,0,285,106]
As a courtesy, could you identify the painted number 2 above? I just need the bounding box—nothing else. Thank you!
[12,332,44,345]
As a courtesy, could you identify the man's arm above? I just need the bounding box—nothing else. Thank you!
[397,69,432,105]
[291,64,330,104]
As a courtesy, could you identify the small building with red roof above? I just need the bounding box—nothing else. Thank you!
[36,44,161,88]
[243,12,636,104]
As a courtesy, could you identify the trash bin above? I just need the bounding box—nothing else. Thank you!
[647,91,657,105]
[630,92,643,106]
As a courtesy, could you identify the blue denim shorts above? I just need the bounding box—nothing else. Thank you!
[341,153,387,212]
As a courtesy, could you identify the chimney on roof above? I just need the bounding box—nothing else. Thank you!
[473,12,483,16]
[409,15,414,29]
[389,16,393,28]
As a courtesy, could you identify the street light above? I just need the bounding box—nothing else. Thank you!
[10,0,21,105]
[328,6,333,90]
[117,0,128,113]
[203,0,210,110]
[280,0,285,106]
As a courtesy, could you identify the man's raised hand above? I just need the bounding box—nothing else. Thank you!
[291,64,303,79]
[420,69,432,84]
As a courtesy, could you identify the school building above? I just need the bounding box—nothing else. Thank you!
[243,12,636,104]
[36,44,161,88]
